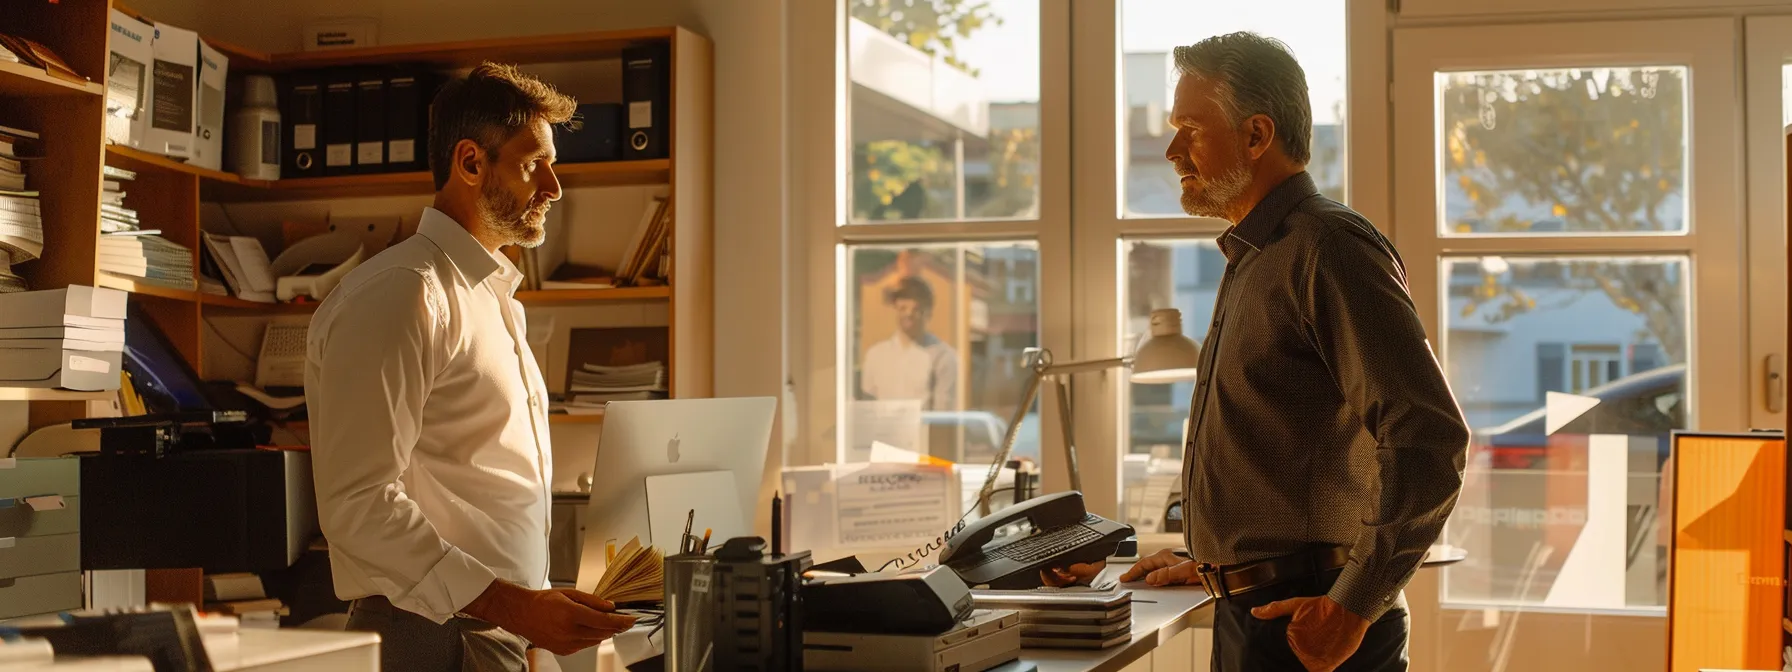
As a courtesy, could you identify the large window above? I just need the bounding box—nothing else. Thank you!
[1394,17,1746,647]
[846,0,1040,223]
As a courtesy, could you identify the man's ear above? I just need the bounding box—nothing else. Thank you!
[1245,114,1277,161]
[452,138,484,186]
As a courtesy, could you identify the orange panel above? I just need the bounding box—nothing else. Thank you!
[1667,432,1787,672]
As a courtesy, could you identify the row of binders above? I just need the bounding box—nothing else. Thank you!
[281,67,435,178]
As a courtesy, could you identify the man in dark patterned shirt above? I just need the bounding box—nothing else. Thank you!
[1118,33,1469,672]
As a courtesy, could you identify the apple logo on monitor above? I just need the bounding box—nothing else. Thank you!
[666,433,681,463]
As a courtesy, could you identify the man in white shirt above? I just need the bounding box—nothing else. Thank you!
[859,276,958,411]
[305,63,635,671]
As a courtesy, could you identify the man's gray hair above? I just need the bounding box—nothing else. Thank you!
[1173,32,1313,165]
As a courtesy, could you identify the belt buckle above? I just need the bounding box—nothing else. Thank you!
[1195,562,1223,599]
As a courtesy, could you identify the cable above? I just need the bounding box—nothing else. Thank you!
[876,486,1020,573]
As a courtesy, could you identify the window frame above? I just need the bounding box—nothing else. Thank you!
[791,1,1076,492]
[1391,16,1747,614]
[1744,15,1792,430]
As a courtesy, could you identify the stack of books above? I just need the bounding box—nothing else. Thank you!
[202,572,287,630]
[100,165,143,235]
[0,286,126,391]
[559,362,667,414]
[99,234,196,291]
[970,585,1134,650]
[0,125,41,294]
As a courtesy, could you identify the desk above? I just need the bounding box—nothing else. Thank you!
[31,629,379,672]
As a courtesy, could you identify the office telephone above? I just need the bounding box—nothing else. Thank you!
[255,320,308,390]
[940,491,1133,590]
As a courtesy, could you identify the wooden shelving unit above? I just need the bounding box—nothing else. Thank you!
[0,387,115,402]
[8,0,713,425]
[0,61,104,98]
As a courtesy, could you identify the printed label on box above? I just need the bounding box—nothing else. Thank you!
[294,124,316,150]
[327,144,352,166]
[389,139,415,163]
[629,101,651,129]
[69,355,111,374]
[357,142,382,165]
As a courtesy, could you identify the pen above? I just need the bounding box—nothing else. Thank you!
[682,508,695,554]
[771,491,782,557]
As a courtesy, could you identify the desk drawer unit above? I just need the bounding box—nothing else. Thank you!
[0,496,80,538]
[0,533,80,578]
[0,571,83,620]
[0,457,80,500]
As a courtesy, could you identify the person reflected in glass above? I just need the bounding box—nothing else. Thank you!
[860,275,959,411]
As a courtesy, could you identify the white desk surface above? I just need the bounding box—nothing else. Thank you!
[202,628,380,671]
[991,564,1214,672]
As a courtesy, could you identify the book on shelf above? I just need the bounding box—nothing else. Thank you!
[100,235,195,291]
[200,232,276,302]
[0,124,40,279]
[568,361,668,394]
[0,33,83,84]
[594,536,664,604]
[615,197,669,286]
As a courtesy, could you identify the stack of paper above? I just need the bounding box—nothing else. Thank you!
[595,536,665,605]
[100,234,195,290]
[100,165,146,234]
[201,572,286,629]
[560,362,668,414]
[201,232,275,302]
[970,586,1134,649]
[0,125,42,293]
[0,286,127,391]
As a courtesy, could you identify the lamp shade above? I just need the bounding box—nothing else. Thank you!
[1131,308,1201,384]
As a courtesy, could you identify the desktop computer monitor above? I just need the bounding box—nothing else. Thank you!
[575,396,777,592]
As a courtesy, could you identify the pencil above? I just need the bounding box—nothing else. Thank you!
[699,528,712,554]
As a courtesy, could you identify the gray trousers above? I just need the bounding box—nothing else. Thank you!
[345,595,531,672]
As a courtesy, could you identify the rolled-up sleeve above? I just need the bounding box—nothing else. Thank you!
[1302,229,1470,621]
[304,268,497,623]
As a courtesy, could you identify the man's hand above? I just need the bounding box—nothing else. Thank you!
[1040,561,1105,587]
[462,581,638,656]
[1117,548,1203,587]
[1250,596,1370,672]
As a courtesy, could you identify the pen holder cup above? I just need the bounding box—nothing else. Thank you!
[663,554,717,672]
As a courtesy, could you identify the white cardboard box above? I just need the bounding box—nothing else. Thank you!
[192,40,228,171]
[105,9,153,148]
[141,22,199,160]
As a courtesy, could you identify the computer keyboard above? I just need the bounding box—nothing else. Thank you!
[991,524,1103,564]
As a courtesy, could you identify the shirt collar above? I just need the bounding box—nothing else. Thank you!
[1219,172,1320,260]
[417,207,511,288]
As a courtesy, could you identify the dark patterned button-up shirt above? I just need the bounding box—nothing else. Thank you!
[1182,172,1470,621]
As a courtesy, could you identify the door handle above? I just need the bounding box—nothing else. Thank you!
[1768,354,1785,414]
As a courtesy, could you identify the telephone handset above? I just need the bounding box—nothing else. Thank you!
[940,491,1133,590]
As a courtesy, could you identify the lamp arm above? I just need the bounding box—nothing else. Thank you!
[980,365,1045,516]
[1038,356,1132,377]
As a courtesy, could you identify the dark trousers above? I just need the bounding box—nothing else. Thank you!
[1212,568,1409,672]
[345,595,530,672]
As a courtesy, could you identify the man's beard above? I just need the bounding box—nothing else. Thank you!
[1179,160,1252,220]
[478,180,550,248]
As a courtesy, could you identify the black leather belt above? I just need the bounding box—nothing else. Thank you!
[1194,546,1351,600]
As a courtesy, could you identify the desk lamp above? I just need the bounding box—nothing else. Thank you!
[977,309,1202,513]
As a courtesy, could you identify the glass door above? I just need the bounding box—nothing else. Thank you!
[1745,15,1792,433]
[1392,17,1743,672]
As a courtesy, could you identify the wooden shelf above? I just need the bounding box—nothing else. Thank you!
[105,144,243,184]
[0,387,114,402]
[550,414,606,425]
[199,294,322,314]
[515,286,670,303]
[95,274,200,302]
[0,61,102,98]
[211,28,678,72]
[1783,617,1792,636]
[202,160,671,202]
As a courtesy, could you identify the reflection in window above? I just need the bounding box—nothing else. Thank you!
[1120,0,1346,217]
[1439,67,1689,236]
[1119,239,1221,533]
[1441,256,1689,610]
[846,0,1040,223]
[845,243,1041,468]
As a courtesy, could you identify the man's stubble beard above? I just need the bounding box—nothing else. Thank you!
[1180,164,1252,220]
[478,179,549,248]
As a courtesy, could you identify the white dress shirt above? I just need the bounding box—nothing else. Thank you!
[860,332,958,411]
[305,208,553,624]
